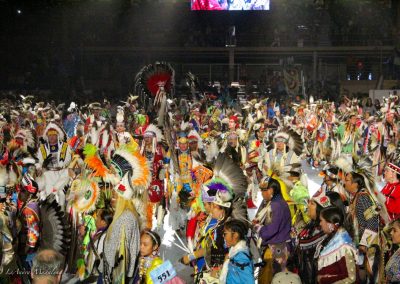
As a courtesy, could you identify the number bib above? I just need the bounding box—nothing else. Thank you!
[150,260,177,284]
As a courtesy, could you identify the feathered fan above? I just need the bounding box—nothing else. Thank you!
[40,194,71,256]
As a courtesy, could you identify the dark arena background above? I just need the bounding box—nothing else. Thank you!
[0,0,398,103]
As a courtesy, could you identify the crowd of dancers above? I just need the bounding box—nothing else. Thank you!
[0,62,400,284]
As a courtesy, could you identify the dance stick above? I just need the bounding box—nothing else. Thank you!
[172,242,191,253]
[174,231,191,253]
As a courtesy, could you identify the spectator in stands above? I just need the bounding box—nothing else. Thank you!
[363,97,374,115]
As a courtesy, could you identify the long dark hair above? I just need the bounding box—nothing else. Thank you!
[325,191,346,218]
[350,172,366,190]
[318,206,348,250]
[320,206,344,232]
[224,219,248,241]
[267,177,282,199]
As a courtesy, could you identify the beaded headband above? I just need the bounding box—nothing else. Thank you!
[145,230,159,247]
[387,162,400,174]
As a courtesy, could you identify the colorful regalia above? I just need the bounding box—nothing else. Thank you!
[385,248,400,283]
[315,228,357,284]
[140,124,165,229]
[36,122,72,207]
[137,255,163,284]
[17,173,40,269]
[381,161,400,221]
[297,221,325,284]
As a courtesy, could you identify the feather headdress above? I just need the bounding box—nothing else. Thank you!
[83,144,111,179]
[144,124,164,142]
[134,61,175,112]
[206,154,248,224]
[44,122,66,141]
[188,130,203,149]
[14,128,37,150]
[274,127,305,156]
[334,155,354,174]
[265,162,293,202]
[111,144,151,200]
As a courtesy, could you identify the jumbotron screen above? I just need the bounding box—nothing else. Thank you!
[191,0,270,10]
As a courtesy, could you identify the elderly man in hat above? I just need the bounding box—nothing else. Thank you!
[36,122,72,207]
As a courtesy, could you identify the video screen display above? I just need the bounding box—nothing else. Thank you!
[191,0,270,10]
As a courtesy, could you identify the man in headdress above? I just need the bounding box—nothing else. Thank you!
[85,103,103,129]
[140,125,165,228]
[221,131,246,166]
[69,122,85,156]
[103,148,147,283]
[8,128,37,161]
[189,106,203,132]
[33,103,46,138]
[188,129,205,161]
[84,103,104,145]
[381,161,400,220]
[36,122,72,206]
[344,171,380,282]
[287,166,310,232]
[380,101,399,157]
[261,131,300,174]
[114,106,134,147]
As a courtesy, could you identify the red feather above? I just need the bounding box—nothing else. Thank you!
[186,217,197,239]
[146,73,172,96]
